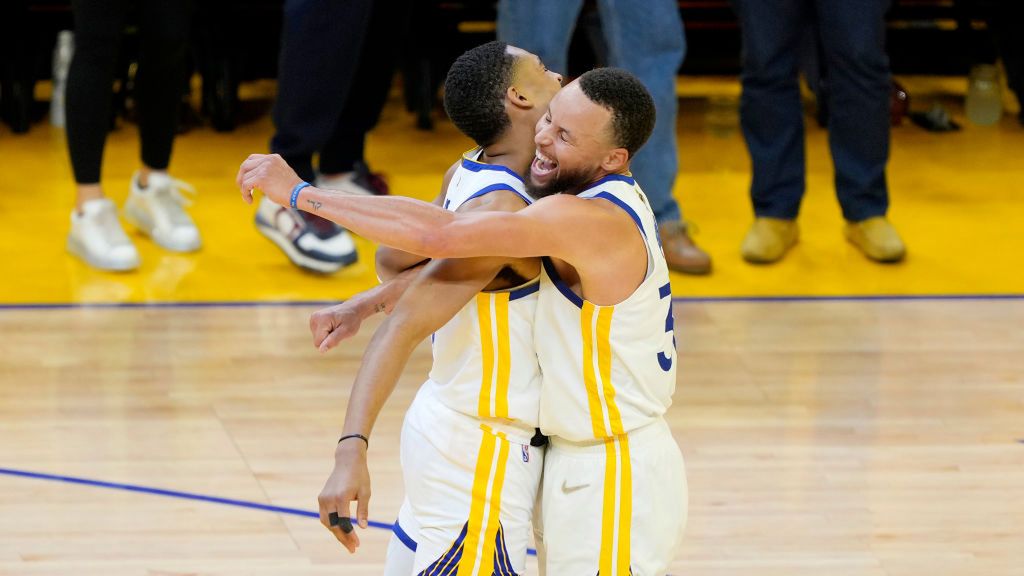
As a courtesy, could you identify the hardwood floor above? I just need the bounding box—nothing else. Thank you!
[1,299,1021,575]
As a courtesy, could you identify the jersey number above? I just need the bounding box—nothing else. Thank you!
[657,283,676,371]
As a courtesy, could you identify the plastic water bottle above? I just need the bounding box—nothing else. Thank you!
[50,30,74,128]
[965,64,1002,126]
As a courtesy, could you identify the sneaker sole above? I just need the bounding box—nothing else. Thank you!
[254,219,357,274]
[124,201,202,253]
[66,236,139,272]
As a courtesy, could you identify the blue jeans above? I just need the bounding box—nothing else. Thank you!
[498,0,686,223]
[733,0,892,221]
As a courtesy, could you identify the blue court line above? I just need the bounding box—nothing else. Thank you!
[0,467,538,557]
[0,467,390,528]
[1,293,1022,310]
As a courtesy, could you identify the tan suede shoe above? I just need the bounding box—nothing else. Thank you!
[658,220,712,275]
[844,216,906,263]
[741,217,799,264]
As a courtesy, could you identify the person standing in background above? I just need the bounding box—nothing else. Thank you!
[255,0,410,274]
[65,0,200,272]
[497,0,713,275]
[732,0,906,264]
[984,0,1024,125]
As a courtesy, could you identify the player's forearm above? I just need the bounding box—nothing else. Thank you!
[345,264,424,318]
[372,265,423,315]
[338,318,421,439]
[298,187,457,258]
[375,246,427,282]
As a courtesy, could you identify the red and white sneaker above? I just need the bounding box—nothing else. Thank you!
[254,196,357,274]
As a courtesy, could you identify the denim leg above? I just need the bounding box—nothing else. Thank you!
[496,0,583,76]
[733,0,807,219]
[816,0,891,221]
[597,0,685,223]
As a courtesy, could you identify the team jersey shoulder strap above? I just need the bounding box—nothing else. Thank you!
[444,148,534,212]
[578,173,659,275]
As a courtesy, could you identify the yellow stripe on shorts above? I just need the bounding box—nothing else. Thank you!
[589,304,632,575]
[457,427,510,575]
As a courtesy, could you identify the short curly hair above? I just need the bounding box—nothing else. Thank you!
[577,68,656,157]
[443,41,517,147]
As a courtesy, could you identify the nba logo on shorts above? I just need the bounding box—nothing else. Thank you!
[521,445,530,463]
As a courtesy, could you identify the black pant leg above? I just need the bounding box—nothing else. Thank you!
[815,0,891,221]
[318,0,413,174]
[732,0,809,219]
[270,0,375,182]
[65,0,129,184]
[136,0,192,171]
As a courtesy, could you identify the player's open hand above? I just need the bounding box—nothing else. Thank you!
[310,302,366,353]
[237,154,303,206]
[317,441,371,553]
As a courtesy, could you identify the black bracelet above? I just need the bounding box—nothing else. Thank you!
[338,433,369,449]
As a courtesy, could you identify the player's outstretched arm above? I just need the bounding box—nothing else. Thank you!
[309,264,425,353]
[316,255,509,553]
[374,160,458,281]
[238,153,622,263]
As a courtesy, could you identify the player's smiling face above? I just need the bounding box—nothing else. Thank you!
[528,81,619,198]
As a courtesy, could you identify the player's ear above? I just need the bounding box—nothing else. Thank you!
[600,148,629,173]
[507,85,535,111]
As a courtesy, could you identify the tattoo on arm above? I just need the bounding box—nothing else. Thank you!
[306,198,323,212]
[374,302,387,314]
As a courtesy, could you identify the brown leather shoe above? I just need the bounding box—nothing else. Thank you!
[658,220,712,275]
[844,216,906,263]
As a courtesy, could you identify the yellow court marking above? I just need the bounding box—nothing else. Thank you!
[1,77,1022,304]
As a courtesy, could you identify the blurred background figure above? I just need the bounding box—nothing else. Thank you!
[255,0,411,274]
[497,0,713,275]
[732,0,906,264]
[65,0,201,272]
[0,0,34,135]
[981,0,1023,126]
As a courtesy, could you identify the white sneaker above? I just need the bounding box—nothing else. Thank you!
[124,171,201,252]
[67,198,140,271]
[254,196,357,273]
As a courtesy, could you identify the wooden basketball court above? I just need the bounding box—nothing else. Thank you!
[1,76,1022,575]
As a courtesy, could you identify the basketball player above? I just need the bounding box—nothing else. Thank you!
[239,67,686,574]
[307,41,562,575]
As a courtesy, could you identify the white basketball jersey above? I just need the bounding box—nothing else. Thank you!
[425,149,541,443]
[535,174,677,442]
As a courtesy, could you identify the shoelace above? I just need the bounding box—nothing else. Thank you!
[94,203,131,247]
[153,177,196,226]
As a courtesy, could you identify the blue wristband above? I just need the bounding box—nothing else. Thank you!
[290,181,311,209]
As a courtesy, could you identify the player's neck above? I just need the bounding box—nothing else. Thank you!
[479,133,534,180]
[574,164,632,194]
